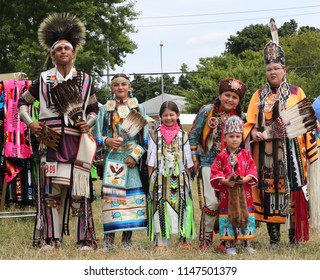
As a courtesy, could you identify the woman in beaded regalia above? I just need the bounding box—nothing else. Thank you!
[244,22,319,247]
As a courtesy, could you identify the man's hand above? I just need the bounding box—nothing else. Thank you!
[29,122,44,138]
[75,120,89,134]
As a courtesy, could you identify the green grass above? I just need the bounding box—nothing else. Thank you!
[1,180,320,260]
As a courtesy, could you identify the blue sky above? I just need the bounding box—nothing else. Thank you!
[112,0,320,80]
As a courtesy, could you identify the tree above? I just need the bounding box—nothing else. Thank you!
[0,0,139,82]
[131,74,180,103]
[181,52,266,113]
[282,31,320,100]
[225,24,269,56]
[278,19,298,37]
[225,19,299,57]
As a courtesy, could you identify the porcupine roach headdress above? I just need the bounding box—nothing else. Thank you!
[38,13,86,125]
[38,12,86,54]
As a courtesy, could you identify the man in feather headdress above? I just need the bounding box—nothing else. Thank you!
[18,13,99,251]
[244,19,319,247]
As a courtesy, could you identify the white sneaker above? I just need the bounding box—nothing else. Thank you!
[226,247,237,255]
[80,245,94,252]
[244,246,255,254]
[40,244,55,251]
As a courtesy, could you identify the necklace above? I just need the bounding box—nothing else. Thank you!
[218,111,230,124]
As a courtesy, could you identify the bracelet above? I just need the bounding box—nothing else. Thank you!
[104,138,108,146]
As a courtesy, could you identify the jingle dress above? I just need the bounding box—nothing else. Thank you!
[147,126,195,243]
[210,148,258,242]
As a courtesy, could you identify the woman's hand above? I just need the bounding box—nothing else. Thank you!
[125,156,136,168]
[251,127,267,142]
[192,160,200,174]
[105,137,123,149]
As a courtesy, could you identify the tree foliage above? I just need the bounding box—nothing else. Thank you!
[180,52,266,113]
[225,24,269,57]
[0,0,139,82]
[225,19,299,57]
[131,74,181,103]
[179,28,320,114]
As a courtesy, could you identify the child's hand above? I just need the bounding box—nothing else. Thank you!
[220,178,235,188]
[236,176,251,184]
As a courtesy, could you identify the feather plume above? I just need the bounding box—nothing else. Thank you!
[269,18,279,44]
[119,109,148,140]
[38,12,86,52]
[262,98,317,139]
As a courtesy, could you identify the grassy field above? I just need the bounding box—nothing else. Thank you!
[1,180,320,260]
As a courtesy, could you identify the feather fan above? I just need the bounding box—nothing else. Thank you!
[262,98,317,139]
[119,109,148,140]
[269,18,279,45]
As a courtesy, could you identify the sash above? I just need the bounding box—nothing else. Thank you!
[72,133,97,198]
[199,104,214,153]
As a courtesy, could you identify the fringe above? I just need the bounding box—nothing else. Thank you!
[294,190,309,242]
[238,184,249,235]
[72,166,90,198]
[147,196,154,241]
[228,184,241,240]
[185,195,196,239]
[308,156,320,230]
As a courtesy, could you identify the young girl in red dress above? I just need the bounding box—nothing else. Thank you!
[210,115,258,255]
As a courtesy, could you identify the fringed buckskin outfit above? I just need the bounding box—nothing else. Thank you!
[94,98,148,248]
[147,125,195,246]
[18,67,99,248]
[244,82,318,245]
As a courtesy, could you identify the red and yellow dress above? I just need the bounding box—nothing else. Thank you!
[244,83,318,242]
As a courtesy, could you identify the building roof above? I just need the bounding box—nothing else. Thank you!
[141,93,186,116]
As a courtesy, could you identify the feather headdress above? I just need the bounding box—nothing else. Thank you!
[38,12,86,52]
[264,18,285,66]
[269,18,279,45]
[262,98,317,139]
